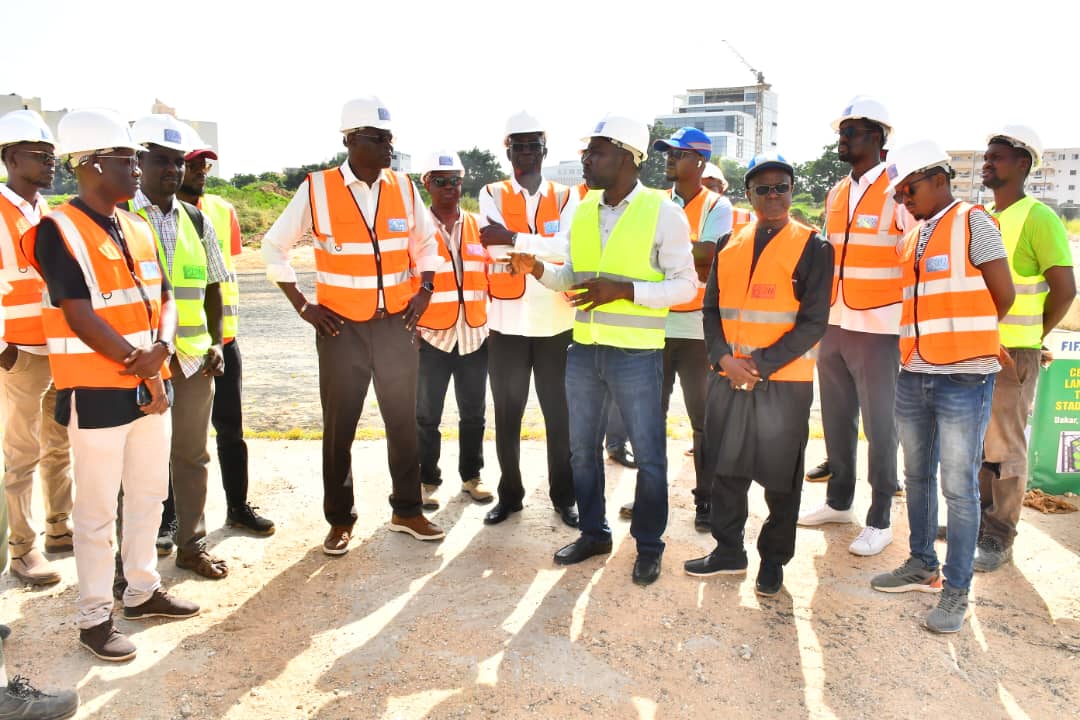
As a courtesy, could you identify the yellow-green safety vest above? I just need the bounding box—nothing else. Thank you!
[994,196,1046,349]
[570,188,668,350]
[134,202,212,358]
[199,194,239,339]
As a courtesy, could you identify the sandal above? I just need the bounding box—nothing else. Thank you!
[176,550,229,579]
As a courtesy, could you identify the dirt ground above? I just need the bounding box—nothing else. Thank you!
[1,252,1077,719]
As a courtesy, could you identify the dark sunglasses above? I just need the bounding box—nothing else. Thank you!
[892,174,932,203]
[18,149,57,165]
[431,176,462,188]
[666,148,699,160]
[837,126,873,140]
[751,183,791,196]
[509,141,544,153]
[352,131,393,145]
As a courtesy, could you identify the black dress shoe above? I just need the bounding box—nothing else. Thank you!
[483,502,522,525]
[553,536,613,565]
[755,560,784,597]
[805,460,831,482]
[694,504,710,533]
[632,554,662,586]
[555,504,579,528]
[684,551,748,577]
[607,446,637,469]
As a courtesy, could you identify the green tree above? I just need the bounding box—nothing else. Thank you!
[638,122,672,189]
[718,157,747,197]
[795,143,846,203]
[459,147,505,200]
[281,152,347,191]
[48,162,78,195]
[231,172,257,188]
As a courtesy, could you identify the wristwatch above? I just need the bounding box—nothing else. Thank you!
[419,280,435,293]
[155,338,175,356]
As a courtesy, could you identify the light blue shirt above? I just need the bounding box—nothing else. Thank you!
[665,189,733,340]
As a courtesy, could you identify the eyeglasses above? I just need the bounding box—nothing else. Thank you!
[351,131,393,145]
[751,183,791,196]
[431,176,462,188]
[837,126,872,140]
[892,174,932,203]
[509,141,544,153]
[18,150,56,165]
[95,154,140,171]
[186,159,215,173]
[666,148,698,160]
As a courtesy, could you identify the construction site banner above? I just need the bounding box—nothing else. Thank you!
[1029,330,1080,494]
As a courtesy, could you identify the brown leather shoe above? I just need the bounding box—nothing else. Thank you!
[79,620,136,662]
[389,514,445,541]
[175,549,229,579]
[323,525,353,556]
[124,588,200,620]
[45,532,74,553]
[9,549,61,586]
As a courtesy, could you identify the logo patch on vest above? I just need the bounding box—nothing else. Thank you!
[925,254,950,273]
[388,218,408,233]
[139,260,161,280]
[855,214,879,229]
[182,265,206,281]
[543,220,560,234]
[99,240,121,261]
[751,284,776,299]
[466,243,485,257]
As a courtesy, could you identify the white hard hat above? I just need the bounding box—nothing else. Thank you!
[581,113,650,166]
[702,162,726,182]
[884,139,952,192]
[0,110,56,149]
[130,114,197,153]
[57,108,143,160]
[420,150,464,176]
[986,124,1043,170]
[831,95,893,141]
[340,96,392,133]
[504,110,545,143]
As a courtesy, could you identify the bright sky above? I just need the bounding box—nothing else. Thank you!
[4,0,1076,178]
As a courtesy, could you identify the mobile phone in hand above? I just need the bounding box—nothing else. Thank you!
[136,381,151,407]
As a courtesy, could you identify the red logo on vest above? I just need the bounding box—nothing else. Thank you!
[751,284,776,299]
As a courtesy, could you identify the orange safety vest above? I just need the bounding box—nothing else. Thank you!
[21,204,170,390]
[825,173,904,310]
[485,180,570,300]
[308,168,415,322]
[716,220,817,382]
[0,193,47,345]
[669,186,722,313]
[417,212,488,330]
[899,202,999,366]
[732,206,753,233]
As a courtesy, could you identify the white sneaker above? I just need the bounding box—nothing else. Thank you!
[421,483,440,511]
[849,526,893,556]
[797,503,856,527]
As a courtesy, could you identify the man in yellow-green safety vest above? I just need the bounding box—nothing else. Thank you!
[974,126,1075,572]
[510,113,696,587]
[179,142,275,537]
[128,114,230,582]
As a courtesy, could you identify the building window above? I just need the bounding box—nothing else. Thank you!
[1071,170,1077,175]
[1070,185,1076,191]
[1073,153,1079,160]
[688,95,704,105]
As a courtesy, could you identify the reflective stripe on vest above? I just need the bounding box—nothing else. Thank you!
[417,212,488,331]
[825,173,904,310]
[899,203,999,365]
[716,220,817,382]
[486,180,570,300]
[0,195,46,345]
[995,196,1047,349]
[309,168,415,321]
[26,205,169,390]
[570,189,667,350]
[134,203,211,358]
[200,194,239,340]
[668,186,721,313]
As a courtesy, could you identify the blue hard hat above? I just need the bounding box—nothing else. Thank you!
[652,127,712,161]
[745,152,794,183]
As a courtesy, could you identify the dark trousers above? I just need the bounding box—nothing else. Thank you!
[605,404,628,453]
[417,339,488,486]
[318,315,422,526]
[487,330,575,509]
[662,338,709,504]
[817,325,900,528]
[212,339,249,509]
[711,474,803,565]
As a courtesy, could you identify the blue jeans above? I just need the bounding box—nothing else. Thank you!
[895,369,995,591]
[565,344,667,556]
[605,403,628,454]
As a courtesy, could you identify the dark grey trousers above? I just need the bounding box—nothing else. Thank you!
[170,361,214,554]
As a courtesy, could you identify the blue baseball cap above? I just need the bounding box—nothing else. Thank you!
[652,126,712,161]
[745,152,794,184]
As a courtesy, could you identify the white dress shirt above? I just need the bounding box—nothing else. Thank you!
[477,176,579,337]
[539,182,697,310]
[262,163,441,307]
[0,185,49,356]
[828,162,914,334]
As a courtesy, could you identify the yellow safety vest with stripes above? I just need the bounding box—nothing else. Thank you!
[994,196,1047,349]
[199,194,239,340]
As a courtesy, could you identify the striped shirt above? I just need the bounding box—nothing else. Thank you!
[418,210,488,355]
[904,201,1007,375]
[132,190,229,377]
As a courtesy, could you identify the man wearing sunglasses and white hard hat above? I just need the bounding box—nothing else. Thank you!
[869,139,1015,633]
[685,152,832,598]
[510,113,696,586]
[263,96,445,556]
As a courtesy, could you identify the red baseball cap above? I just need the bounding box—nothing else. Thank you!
[185,147,218,161]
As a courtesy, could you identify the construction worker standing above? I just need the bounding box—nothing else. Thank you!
[262,96,445,555]
[974,126,1075,572]
[684,153,832,597]
[0,110,73,586]
[511,113,697,585]
[478,111,579,528]
[23,109,198,662]
[128,115,229,580]
[178,137,275,536]
[798,97,912,557]
[870,140,1015,633]
[414,150,493,508]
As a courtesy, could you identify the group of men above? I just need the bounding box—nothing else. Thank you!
[0,90,1071,719]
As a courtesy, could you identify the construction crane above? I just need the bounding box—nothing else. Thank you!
[722,39,767,156]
